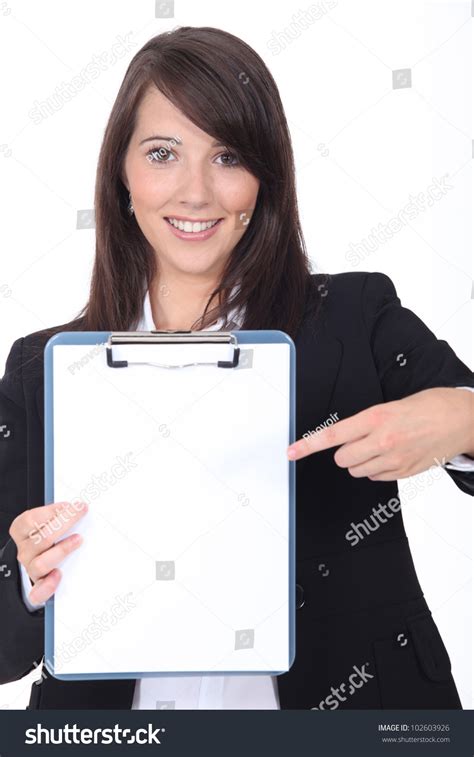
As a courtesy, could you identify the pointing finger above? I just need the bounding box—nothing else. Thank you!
[287,408,374,460]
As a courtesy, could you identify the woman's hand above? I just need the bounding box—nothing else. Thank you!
[287,387,474,481]
[9,500,88,604]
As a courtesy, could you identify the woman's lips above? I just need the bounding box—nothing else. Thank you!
[164,218,224,241]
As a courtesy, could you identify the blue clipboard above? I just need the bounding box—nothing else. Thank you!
[43,329,296,680]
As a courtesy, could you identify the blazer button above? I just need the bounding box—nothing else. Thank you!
[296,583,305,609]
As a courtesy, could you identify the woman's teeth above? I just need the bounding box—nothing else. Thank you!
[166,218,221,233]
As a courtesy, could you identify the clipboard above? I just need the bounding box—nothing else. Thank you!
[43,329,296,681]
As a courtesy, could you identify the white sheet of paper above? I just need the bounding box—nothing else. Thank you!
[50,340,291,676]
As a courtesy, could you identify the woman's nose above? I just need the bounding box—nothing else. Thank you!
[177,163,213,204]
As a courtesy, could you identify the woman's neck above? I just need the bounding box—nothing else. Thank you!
[149,274,221,331]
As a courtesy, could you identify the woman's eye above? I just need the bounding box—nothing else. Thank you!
[216,151,239,168]
[145,148,239,168]
[146,147,175,164]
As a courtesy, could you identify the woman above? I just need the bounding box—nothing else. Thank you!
[0,26,473,710]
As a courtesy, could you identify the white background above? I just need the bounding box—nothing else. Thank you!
[0,0,472,708]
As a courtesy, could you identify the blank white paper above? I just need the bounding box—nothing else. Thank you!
[49,339,291,676]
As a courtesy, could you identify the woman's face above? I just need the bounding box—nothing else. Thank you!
[122,86,260,280]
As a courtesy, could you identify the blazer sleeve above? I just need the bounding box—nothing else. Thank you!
[362,272,474,496]
[0,337,44,685]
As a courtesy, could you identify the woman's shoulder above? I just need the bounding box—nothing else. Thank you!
[305,270,397,317]
[19,316,86,360]
[1,317,86,397]
[309,269,396,296]
[22,316,86,349]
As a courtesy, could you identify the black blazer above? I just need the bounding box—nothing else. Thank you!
[1,271,473,710]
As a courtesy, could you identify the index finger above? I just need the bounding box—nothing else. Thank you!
[287,409,372,460]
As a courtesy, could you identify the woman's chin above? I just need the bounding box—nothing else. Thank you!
[155,250,230,277]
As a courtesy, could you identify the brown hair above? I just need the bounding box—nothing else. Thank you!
[62,27,328,340]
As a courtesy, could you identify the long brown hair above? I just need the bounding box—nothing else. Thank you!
[69,27,327,340]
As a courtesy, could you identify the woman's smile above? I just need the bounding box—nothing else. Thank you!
[163,215,225,241]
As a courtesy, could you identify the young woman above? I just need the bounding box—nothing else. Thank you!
[1,26,473,710]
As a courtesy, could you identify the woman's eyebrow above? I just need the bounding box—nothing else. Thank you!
[138,134,224,147]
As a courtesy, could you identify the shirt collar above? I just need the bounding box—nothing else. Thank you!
[136,285,244,331]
